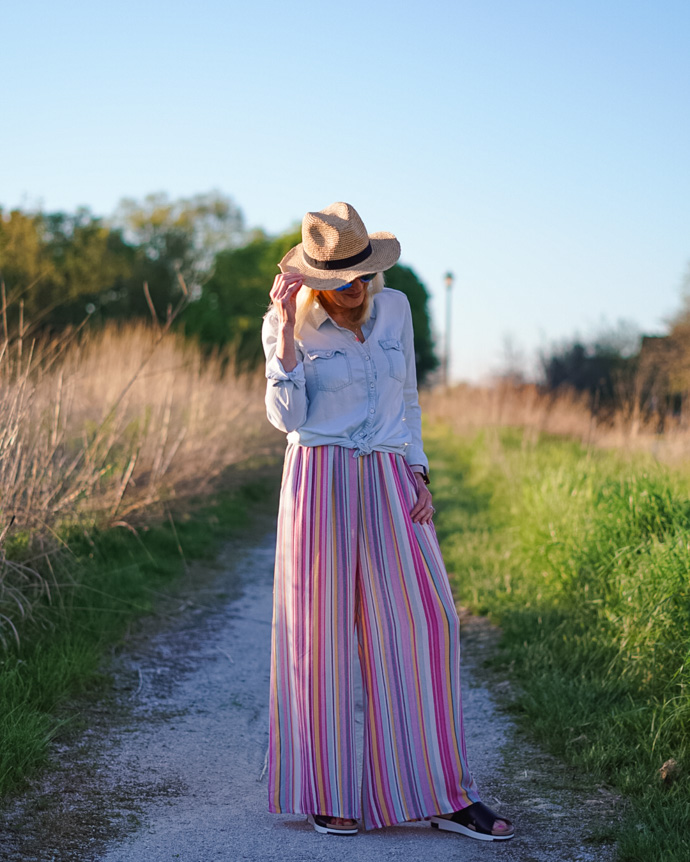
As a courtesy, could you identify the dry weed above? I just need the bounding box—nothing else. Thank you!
[422,380,690,461]
[0,316,274,641]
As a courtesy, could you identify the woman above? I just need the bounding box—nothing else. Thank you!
[261,202,514,841]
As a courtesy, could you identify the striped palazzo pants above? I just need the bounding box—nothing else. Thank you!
[268,444,481,830]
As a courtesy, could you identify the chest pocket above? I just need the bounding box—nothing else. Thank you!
[379,338,406,382]
[306,348,353,391]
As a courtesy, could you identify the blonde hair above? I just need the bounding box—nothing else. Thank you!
[293,272,385,338]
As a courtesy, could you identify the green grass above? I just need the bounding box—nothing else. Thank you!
[0,467,279,798]
[426,422,690,862]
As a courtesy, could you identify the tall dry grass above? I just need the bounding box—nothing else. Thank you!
[0,317,273,642]
[422,380,690,461]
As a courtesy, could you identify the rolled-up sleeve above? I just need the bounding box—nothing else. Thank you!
[262,311,309,433]
[400,298,429,471]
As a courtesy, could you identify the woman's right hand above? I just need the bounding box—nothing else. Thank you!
[270,273,304,329]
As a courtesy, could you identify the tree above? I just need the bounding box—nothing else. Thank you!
[0,207,131,331]
[540,320,640,415]
[181,228,301,367]
[383,264,438,384]
[637,261,690,426]
[0,208,54,315]
[112,191,246,305]
[38,209,132,325]
[664,261,690,388]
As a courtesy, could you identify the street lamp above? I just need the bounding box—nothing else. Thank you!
[443,271,454,387]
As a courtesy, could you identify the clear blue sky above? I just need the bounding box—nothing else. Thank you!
[3,0,689,381]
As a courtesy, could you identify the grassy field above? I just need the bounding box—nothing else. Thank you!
[0,470,280,798]
[425,421,689,862]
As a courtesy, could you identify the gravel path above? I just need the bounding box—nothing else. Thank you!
[0,518,620,862]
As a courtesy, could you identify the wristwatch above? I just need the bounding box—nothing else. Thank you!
[411,465,430,485]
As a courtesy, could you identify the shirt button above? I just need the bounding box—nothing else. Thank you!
[365,355,370,361]
[369,408,375,414]
[369,382,374,388]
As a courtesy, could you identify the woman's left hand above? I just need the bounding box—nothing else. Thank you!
[410,473,435,525]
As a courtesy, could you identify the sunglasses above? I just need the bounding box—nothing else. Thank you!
[336,273,377,292]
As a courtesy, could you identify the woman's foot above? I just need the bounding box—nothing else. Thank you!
[430,802,514,841]
[307,813,359,835]
[487,817,513,837]
[328,817,357,828]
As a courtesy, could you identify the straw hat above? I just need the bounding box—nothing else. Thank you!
[279,202,401,290]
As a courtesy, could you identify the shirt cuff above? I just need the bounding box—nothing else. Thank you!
[266,355,305,385]
[404,446,429,473]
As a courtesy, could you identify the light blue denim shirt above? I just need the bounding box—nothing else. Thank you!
[262,287,429,472]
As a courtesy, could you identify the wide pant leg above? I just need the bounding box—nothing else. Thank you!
[268,443,360,820]
[267,444,481,830]
[355,448,481,828]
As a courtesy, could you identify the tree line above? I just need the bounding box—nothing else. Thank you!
[7,188,684,421]
[0,192,439,382]
[514,280,690,429]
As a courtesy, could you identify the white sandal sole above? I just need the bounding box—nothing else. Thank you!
[430,815,514,841]
[307,813,359,835]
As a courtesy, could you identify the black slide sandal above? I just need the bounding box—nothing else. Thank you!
[430,801,515,841]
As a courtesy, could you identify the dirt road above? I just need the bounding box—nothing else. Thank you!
[0,516,619,861]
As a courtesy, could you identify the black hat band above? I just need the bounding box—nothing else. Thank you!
[302,242,372,271]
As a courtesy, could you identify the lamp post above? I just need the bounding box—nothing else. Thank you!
[443,271,454,387]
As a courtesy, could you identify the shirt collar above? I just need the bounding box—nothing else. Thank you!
[308,301,330,329]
